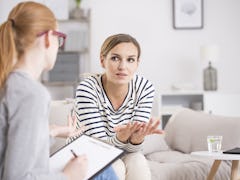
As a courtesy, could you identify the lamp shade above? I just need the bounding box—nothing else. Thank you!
[200,45,219,62]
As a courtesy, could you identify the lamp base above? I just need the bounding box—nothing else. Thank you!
[203,62,217,91]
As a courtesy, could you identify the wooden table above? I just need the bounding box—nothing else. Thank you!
[191,151,240,180]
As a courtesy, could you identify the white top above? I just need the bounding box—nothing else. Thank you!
[191,151,240,160]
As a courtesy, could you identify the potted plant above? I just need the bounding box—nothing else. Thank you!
[70,0,84,19]
[76,0,81,8]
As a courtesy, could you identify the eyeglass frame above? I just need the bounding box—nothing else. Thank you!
[37,30,67,48]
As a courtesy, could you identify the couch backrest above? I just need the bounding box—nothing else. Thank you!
[164,108,240,154]
[142,134,169,155]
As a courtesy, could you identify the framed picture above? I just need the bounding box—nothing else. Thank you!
[173,0,203,29]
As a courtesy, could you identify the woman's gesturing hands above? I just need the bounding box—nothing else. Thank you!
[130,118,163,144]
[50,111,85,138]
[114,121,143,143]
[114,117,164,144]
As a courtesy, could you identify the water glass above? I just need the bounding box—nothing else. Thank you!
[207,135,222,153]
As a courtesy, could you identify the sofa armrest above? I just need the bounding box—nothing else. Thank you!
[49,99,74,125]
[142,134,169,155]
[49,99,74,154]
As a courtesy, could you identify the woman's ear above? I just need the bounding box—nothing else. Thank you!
[100,55,105,68]
[44,32,50,48]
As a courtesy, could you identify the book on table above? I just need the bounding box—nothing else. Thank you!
[223,147,240,154]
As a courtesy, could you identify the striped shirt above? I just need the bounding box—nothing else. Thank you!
[73,74,155,152]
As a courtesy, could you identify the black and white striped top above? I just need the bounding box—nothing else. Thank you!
[74,74,155,152]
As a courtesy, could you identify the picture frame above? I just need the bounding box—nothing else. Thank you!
[173,0,203,29]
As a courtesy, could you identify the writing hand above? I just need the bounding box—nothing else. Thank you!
[63,154,88,180]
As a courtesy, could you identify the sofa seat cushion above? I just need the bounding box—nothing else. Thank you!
[146,150,195,163]
[146,151,231,180]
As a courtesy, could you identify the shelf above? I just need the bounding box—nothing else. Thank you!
[42,11,91,100]
[58,18,89,23]
[160,90,203,96]
[42,81,77,86]
[159,91,204,129]
[161,106,183,116]
[160,91,240,129]
[58,49,89,54]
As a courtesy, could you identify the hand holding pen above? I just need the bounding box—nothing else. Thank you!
[63,149,88,180]
[70,149,78,158]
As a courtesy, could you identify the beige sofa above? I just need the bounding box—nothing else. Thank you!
[142,108,240,180]
[49,101,240,180]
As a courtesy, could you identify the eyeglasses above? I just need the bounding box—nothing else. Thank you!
[37,30,67,48]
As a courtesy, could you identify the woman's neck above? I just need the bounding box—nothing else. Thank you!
[14,50,45,81]
[102,74,129,110]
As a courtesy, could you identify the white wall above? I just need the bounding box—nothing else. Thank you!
[80,0,240,92]
[1,0,240,115]
[80,0,240,115]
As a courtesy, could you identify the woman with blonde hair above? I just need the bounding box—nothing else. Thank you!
[72,33,163,180]
[0,2,88,180]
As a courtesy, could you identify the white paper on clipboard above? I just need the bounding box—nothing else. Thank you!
[49,134,124,180]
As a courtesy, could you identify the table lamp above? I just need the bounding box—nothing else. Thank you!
[200,45,219,91]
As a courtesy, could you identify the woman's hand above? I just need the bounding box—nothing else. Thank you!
[129,118,163,144]
[63,154,88,180]
[114,121,143,143]
[50,111,85,138]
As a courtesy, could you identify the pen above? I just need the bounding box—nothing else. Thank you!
[70,149,78,158]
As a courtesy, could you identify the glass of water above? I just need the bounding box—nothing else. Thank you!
[207,135,223,153]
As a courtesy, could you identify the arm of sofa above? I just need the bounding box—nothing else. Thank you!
[164,108,240,154]
[142,134,170,155]
[49,99,74,154]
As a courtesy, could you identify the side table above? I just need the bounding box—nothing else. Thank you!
[191,151,240,180]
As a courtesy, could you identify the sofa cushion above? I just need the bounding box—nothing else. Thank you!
[142,134,169,155]
[164,108,240,153]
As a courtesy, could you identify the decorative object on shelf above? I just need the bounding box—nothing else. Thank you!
[190,101,202,111]
[201,45,219,91]
[173,0,203,29]
[70,0,85,20]
[171,83,196,91]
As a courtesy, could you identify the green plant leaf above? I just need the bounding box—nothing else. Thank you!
[75,0,81,7]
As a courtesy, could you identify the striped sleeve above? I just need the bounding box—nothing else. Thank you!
[133,76,155,123]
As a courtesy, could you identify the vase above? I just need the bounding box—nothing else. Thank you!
[70,7,85,20]
[203,62,217,91]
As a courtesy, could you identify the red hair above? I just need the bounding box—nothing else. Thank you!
[0,1,56,87]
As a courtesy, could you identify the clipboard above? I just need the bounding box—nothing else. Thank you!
[50,134,125,179]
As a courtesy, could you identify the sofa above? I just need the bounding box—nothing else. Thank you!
[49,100,240,180]
[142,108,240,180]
